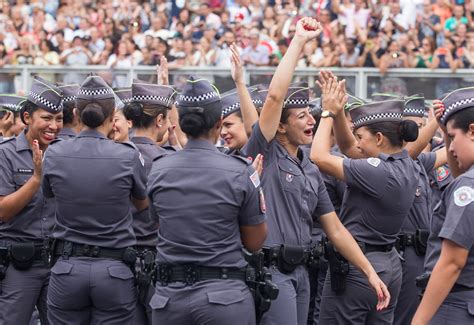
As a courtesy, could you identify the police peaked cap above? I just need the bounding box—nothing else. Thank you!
[176,76,221,113]
[404,94,426,118]
[283,82,309,109]
[221,87,257,118]
[0,94,27,113]
[58,84,80,109]
[132,79,177,108]
[440,87,474,125]
[28,76,64,113]
[350,99,405,128]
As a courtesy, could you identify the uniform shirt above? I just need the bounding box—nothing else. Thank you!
[42,129,147,248]
[242,124,334,248]
[340,150,418,245]
[429,139,453,211]
[148,139,265,268]
[130,136,169,248]
[0,131,55,243]
[57,127,77,140]
[401,152,436,233]
[424,165,474,288]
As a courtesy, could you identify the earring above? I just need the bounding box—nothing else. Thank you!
[158,124,162,128]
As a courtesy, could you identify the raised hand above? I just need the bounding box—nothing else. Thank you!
[230,43,244,85]
[294,17,322,43]
[252,153,264,177]
[157,56,169,85]
[432,99,447,134]
[317,72,347,116]
[32,139,43,179]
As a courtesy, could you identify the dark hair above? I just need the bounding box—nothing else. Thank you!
[280,109,291,124]
[364,120,418,147]
[179,103,221,138]
[123,102,169,128]
[20,100,39,124]
[62,104,75,125]
[447,107,474,132]
[77,99,114,128]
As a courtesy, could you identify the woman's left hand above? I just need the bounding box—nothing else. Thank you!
[317,71,347,116]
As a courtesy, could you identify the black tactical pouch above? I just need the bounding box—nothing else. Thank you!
[10,242,36,270]
[278,245,305,274]
[325,242,349,295]
[122,247,138,270]
[414,229,429,256]
[0,246,9,280]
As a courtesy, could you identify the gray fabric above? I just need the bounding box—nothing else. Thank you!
[260,266,310,325]
[0,261,50,325]
[42,129,147,248]
[47,258,137,324]
[0,132,55,243]
[242,123,334,248]
[57,127,77,140]
[148,139,265,268]
[0,94,27,113]
[150,280,255,325]
[341,151,418,245]
[319,249,402,324]
[429,291,474,325]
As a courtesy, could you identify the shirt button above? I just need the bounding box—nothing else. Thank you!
[301,218,305,222]
[43,218,46,221]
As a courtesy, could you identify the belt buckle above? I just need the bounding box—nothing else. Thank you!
[183,265,199,285]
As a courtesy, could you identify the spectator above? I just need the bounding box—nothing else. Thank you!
[410,36,437,68]
[444,4,468,35]
[12,35,34,65]
[417,0,442,45]
[340,37,360,67]
[241,29,269,67]
[315,43,339,68]
[34,39,60,82]
[61,36,92,84]
[358,34,384,67]
[192,37,216,67]
[379,39,409,74]
[107,41,134,87]
[0,41,13,93]
[332,0,371,39]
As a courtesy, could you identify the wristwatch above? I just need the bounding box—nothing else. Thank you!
[321,110,336,119]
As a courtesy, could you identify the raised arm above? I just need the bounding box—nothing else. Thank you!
[258,17,322,143]
[230,44,258,137]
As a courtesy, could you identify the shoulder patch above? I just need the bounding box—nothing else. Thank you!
[367,157,381,167]
[436,166,450,182]
[453,186,473,207]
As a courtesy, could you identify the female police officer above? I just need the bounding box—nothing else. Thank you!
[242,18,389,325]
[312,71,419,324]
[42,74,147,324]
[147,75,268,325]
[412,88,474,325]
[0,76,64,324]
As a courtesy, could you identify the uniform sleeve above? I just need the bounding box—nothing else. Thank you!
[240,122,272,160]
[238,165,266,226]
[131,150,147,200]
[313,171,335,220]
[41,151,54,198]
[343,158,387,197]
[0,149,15,196]
[438,181,474,250]
[418,152,436,173]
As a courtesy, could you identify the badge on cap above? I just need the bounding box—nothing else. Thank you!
[453,186,473,207]
[367,157,381,167]
[259,187,266,213]
[436,166,449,182]
[250,170,260,188]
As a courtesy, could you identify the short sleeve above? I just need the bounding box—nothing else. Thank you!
[131,150,147,200]
[313,171,335,220]
[241,123,272,160]
[343,158,387,197]
[439,183,474,250]
[238,165,266,226]
[0,149,15,196]
[418,152,436,173]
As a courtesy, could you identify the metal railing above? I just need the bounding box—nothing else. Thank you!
[0,65,473,99]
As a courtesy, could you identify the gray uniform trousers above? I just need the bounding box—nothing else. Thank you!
[47,257,137,325]
[319,248,402,324]
[261,265,310,325]
[150,279,255,325]
[312,258,328,325]
[430,290,474,324]
[0,260,50,325]
[393,246,424,325]
[133,283,155,325]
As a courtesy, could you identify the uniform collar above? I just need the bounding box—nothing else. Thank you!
[77,129,108,139]
[379,149,409,161]
[16,130,31,152]
[58,127,77,137]
[131,136,157,146]
[185,139,219,152]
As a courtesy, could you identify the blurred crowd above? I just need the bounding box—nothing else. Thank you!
[0,0,474,94]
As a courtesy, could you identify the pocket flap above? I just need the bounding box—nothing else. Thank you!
[278,160,302,176]
[207,289,246,306]
[371,261,387,274]
[468,302,474,316]
[149,294,170,310]
[51,261,73,275]
[108,265,134,280]
[13,174,31,187]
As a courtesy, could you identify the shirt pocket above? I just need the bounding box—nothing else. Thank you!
[278,159,303,193]
[13,173,32,190]
[207,288,249,306]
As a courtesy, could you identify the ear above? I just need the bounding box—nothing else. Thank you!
[277,122,287,134]
[469,123,474,140]
[155,113,164,127]
[375,131,384,146]
[23,111,31,126]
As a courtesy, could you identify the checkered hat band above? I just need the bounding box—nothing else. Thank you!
[63,95,77,103]
[29,92,62,112]
[1,103,22,110]
[404,107,425,116]
[284,98,309,107]
[441,97,474,124]
[133,95,168,104]
[353,112,403,127]
[121,98,133,104]
[178,91,218,103]
[78,88,113,96]
[222,103,241,116]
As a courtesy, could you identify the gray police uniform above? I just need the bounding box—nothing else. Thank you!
[147,77,265,325]
[319,99,418,325]
[57,127,77,139]
[0,77,64,325]
[43,75,147,324]
[429,138,453,211]
[242,84,335,325]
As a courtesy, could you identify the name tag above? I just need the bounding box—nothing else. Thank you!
[17,168,33,174]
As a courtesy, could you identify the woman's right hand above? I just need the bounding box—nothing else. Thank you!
[252,153,264,177]
[317,71,347,116]
[367,271,391,311]
[432,99,447,134]
[230,43,244,85]
[32,139,43,180]
[294,17,322,43]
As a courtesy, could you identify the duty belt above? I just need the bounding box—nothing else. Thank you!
[397,234,415,248]
[155,264,249,286]
[358,242,394,253]
[54,240,136,263]
[262,246,311,267]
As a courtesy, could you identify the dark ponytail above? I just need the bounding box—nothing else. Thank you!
[365,120,418,147]
[179,103,221,138]
[123,102,169,129]
[76,98,115,128]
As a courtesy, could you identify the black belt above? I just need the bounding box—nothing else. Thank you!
[262,246,311,267]
[451,283,474,293]
[54,241,131,261]
[398,234,415,247]
[156,264,248,286]
[0,243,44,261]
[358,242,394,253]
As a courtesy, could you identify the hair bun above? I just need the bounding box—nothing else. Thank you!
[400,120,419,142]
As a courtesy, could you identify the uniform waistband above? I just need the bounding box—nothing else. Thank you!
[155,264,248,286]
